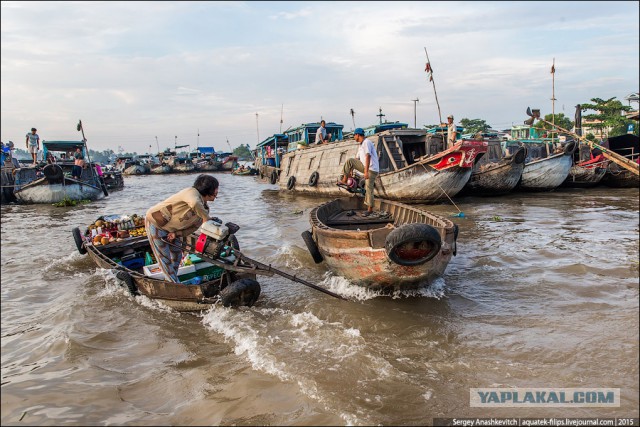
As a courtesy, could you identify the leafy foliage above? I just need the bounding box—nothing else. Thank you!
[581,97,634,138]
[534,113,573,135]
[460,118,491,135]
[233,144,253,160]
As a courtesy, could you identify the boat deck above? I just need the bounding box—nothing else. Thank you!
[325,210,394,230]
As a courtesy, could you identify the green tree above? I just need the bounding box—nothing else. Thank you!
[233,144,253,161]
[534,113,573,136]
[459,118,490,135]
[581,97,633,138]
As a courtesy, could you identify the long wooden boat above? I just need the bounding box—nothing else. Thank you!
[217,153,239,172]
[101,167,124,191]
[461,138,526,196]
[168,157,196,173]
[72,215,262,311]
[150,163,173,174]
[123,161,148,175]
[278,128,485,204]
[13,140,108,204]
[302,197,457,290]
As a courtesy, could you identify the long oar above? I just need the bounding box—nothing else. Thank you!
[162,239,347,301]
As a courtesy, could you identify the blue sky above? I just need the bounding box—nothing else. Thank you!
[1,1,638,153]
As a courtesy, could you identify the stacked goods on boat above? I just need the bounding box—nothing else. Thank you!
[88,214,147,247]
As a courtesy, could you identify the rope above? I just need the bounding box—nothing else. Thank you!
[418,161,464,214]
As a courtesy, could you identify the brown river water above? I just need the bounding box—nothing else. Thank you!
[1,173,638,425]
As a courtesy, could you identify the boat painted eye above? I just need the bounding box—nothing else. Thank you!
[447,156,457,163]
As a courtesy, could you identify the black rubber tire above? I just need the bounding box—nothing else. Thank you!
[385,223,442,266]
[287,176,296,190]
[260,171,264,179]
[513,147,526,164]
[564,141,577,155]
[270,170,278,185]
[115,270,139,296]
[43,164,64,181]
[301,230,323,263]
[72,227,87,255]
[308,171,319,187]
[219,278,261,307]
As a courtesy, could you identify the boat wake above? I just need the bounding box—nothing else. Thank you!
[321,273,448,301]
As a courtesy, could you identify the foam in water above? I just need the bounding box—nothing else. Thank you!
[321,273,448,301]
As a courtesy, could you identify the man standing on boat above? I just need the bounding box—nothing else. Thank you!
[315,120,332,145]
[25,128,39,166]
[447,115,457,148]
[339,128,379,217]
[145,175,219,283]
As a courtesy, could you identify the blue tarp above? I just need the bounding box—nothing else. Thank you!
[196,147,216,154]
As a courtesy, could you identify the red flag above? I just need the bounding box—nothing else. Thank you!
[425,62,432,72]
[551,64,555,74]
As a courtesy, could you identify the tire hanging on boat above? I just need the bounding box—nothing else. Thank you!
[453,224,459,256]
[99,178,109,197]
[301,230,323,263]
[564,141,577,155]
[270,170,278,185]
[219,278,261,307]
[115,270,139,296]
[385,223,442,266]
[72,227,87,255]
[287,176,296,190]
[308,171,319,187]
[43,164,64,182]
[513,147,526,164]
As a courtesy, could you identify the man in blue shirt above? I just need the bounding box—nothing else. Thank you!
[339,128,380,217]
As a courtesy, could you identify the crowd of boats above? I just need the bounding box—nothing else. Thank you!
[3,110,638,309]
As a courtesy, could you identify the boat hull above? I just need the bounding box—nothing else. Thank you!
[518,152,573,191]
[561,165,607,188]
[310,197,456,289]
[123,165,147,175]
[601,168,640,188]
[464,161,524,196]
[14,180,104,204]
[150,165,173,174]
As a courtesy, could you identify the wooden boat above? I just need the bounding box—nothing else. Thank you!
[600,134,639,188]
[217,153,239,172]
[1,142,19,204]
[232,167,252,176]
[277,126,486,204]
[190,148,222,171]
[302,197,457,290]
[256,134,289,184]
[123,160,148,175]
[168,156,196,173]
[150,163,172,174]
[461,137,526,196]
[72,215,263,311]
[101,166,125,190]
[561,143,608,188]
[13,140,108,204]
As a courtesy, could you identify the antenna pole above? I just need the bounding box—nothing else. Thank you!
[280,104,284,133]
[412,98,419,128]
[155,136,159,153]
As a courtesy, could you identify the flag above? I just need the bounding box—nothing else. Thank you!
[550,63,555,74]
[425,62,433,81]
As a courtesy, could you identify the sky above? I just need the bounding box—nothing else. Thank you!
[1,1,639,154]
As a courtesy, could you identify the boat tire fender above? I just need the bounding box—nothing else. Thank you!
[270,170,278,185]
[99,178,109,197]
[301,230,323,263]
[43,164,64,181]
[260,171,264,179]
[308,171,319,187]
[385,223,442,266]
[514,147,526,164]
[72,227,87,255]
[115,270,139,296]
[219,278,261,307]
[287,176,296,190]
[564,141,577,156]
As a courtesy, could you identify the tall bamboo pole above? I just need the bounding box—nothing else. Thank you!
[424,47,442,124]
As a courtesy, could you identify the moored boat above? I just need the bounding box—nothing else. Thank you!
[600,134,639,188]
[101,165,125,190]
[168,156,196,173]
[123,160,148,175]
[13,140,108,204]
[461,136,526,196]
[278,126,486,204]
[302,197,457,290]
[216,152,239,172]
[561,142,608,188]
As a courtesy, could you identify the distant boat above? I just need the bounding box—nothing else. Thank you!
[101,165,125,190]
[561,142,608,188]
[216,152,239,172]
[13,140,108,204]
[168,156,195,173]
[123,160,147,175]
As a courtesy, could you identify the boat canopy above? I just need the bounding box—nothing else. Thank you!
[196,146,216,154]
[363,121,408,136]
[285,122,344,151]
[42,140,87,158]
[257,134,289,148]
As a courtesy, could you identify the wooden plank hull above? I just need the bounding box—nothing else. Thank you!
[310,197,456,289]
[518,152,573,190]
[14,180,103,203]
[150,165,173,174]
[463,160,524,196]
[561,165,607,188]
[123,165,148,175]
[277,137,481,204]
[601,169,640,188]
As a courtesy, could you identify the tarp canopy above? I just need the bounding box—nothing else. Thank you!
[607,134,639,154]
[196,146,216,154]
[42,140,87,158]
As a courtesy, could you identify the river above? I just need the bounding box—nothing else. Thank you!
[1,173,638,425]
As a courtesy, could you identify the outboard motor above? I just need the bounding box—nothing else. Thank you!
[193,218,240,259]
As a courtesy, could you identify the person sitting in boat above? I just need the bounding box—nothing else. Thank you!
[72,147,85,179]
[145,174,219,283]
[338,128,380,217]
[315,120,332,145]
[46,152,56,164]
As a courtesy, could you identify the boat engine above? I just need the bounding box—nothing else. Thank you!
[194,218,240,259]
[336,175,366,195]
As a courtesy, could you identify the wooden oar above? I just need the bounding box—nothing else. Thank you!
[163,239,347,301]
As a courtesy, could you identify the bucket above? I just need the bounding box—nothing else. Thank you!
[266,158,276,167]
